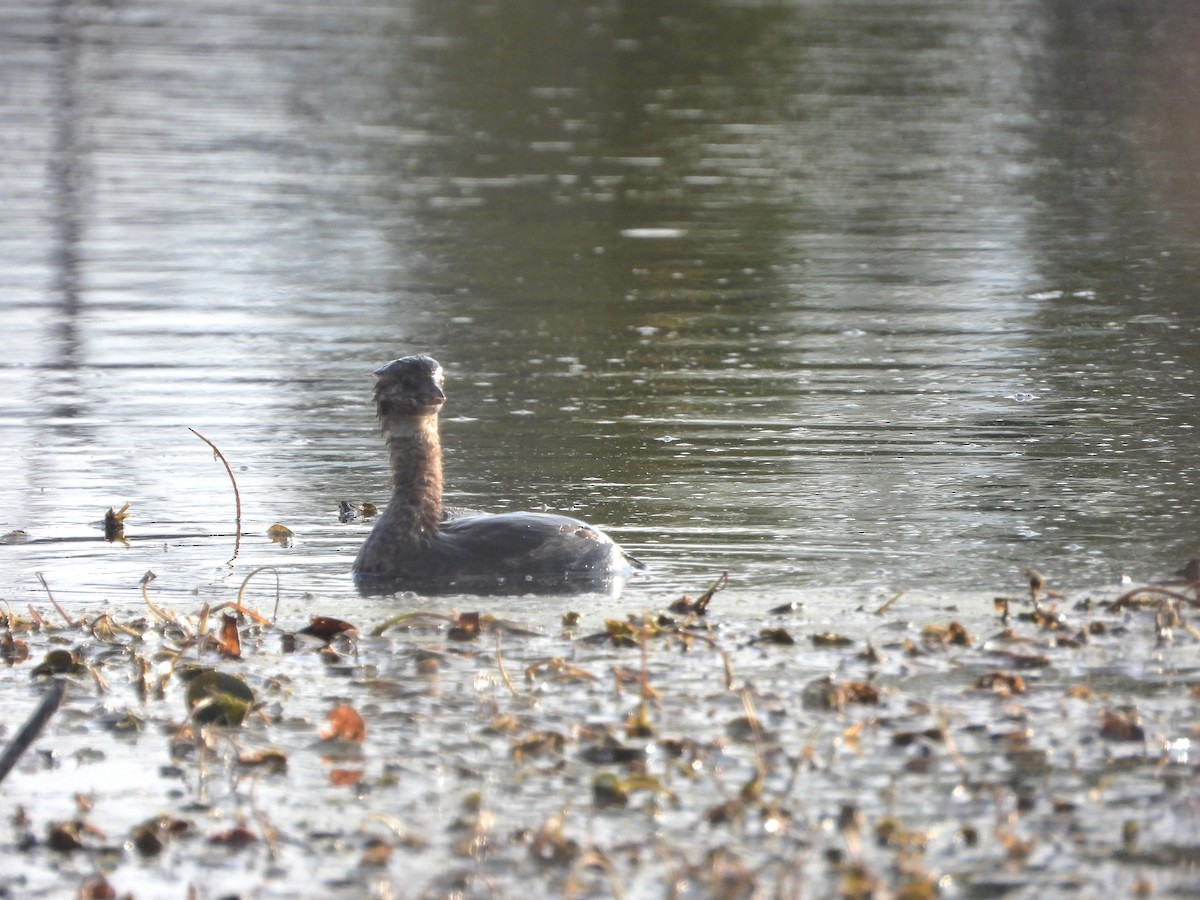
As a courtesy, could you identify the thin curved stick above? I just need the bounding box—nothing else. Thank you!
[35,573,75,627]
[233,566,282,623]
[189,427,242,562]
[494,634,520,698]
[209,601,274,628]
[370,611,457,637]
[140,571,184,631]
[1113,584,1196,609]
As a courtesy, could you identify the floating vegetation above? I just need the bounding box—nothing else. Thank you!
[337,500,379,523]
[266,523,295,546]
[184,669,256,726]
[0,562,1197,897]
[103,503,130,545]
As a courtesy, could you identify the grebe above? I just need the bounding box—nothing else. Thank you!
[352,355,643,594]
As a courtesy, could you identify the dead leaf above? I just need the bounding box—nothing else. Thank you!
[525,657,596,683]
[448,611,482,641]
[217,613,241,659]
[297,616,358,644]
[1100,710,1145,742]
[1,634,29,666]
[360,838,393,866]
[754,628,795,646]
[811,632,854,648]
[975,672,1027,695]
[208,826,258,848]
[920,621,972,648]
[104,503,130,544]
[266,523,294,544]
[322,705,366,743]
[78,874,119,900]
[512,731,566,762]
[237,749,288,773]
[185,670,255,726]
[844,681,881,704]
[668,572,728,615]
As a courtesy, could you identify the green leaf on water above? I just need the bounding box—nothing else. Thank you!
[185,669,255,726]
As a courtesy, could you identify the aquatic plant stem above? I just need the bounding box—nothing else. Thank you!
[140,571,184,631]
[234,566,282,624]
[1113,584,1197,609]
[495,635,519,697]
[874,588,907,616]
[189,427,242,561]
[35,572,75,627]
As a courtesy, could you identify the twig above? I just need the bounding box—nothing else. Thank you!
[370,611,457,637]
[938,710,969,777]
[209,601,273,628]
[694,571,728,613]
[1113,584,1197,609]
[740,688,763,745]
[0,680,66,785]
[197,602,211,660]
[566,848,625,900]
[140,571,183,630]
[252,803,283,862]
[35,573,75,627]
[189,427,242,561]
[234,567,282,623]
[780,725,822,802]
[874,588,907,616]
[495,634,519,697]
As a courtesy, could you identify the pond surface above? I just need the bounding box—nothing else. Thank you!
[5,0,1200,603]
[2,0,1200,897]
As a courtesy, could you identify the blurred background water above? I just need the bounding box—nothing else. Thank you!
[2,0,1199,610]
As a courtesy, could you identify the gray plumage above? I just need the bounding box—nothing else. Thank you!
[352,355,642,594]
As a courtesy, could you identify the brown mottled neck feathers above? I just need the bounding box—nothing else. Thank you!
[382,415,443,534]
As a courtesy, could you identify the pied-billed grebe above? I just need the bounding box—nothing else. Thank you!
[352,355,644,594]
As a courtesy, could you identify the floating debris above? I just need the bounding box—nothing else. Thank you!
[103,503,130,544]
[266,523,294,546]
[184,669,255,726]
[337,500,379,523]
[321,705,366,743]
[0,564,1194,897]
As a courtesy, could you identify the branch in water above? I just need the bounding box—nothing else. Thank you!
[0,679,66,785]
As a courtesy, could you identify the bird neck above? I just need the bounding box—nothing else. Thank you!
[382,415,443,534]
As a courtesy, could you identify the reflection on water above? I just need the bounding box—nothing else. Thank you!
[3,3,1200,898]
[1,0,1199,611]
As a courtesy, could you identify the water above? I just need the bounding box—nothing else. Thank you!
[5,0,1198,609]
[2,1,1200,895]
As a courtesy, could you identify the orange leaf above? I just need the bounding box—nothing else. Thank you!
[322,704,366,743]
[218,613,241,658]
